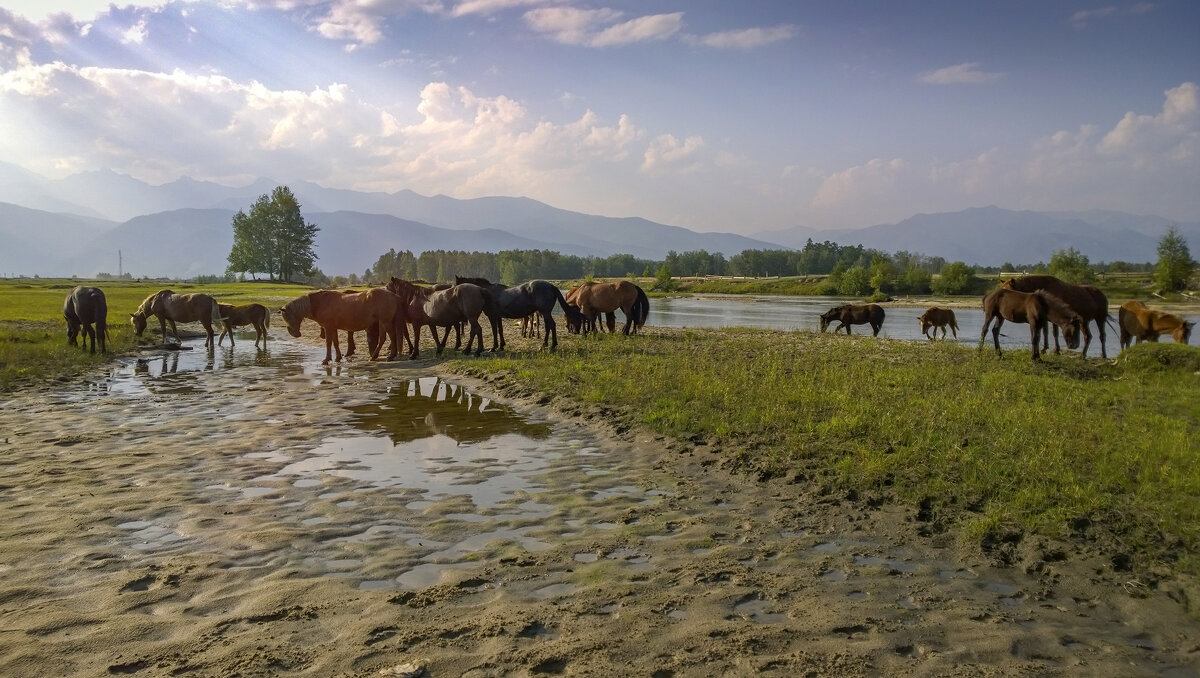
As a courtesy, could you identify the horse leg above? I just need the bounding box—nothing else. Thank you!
[606,312,616,333]
[1079,323,1094,358]
[83,323,95,354]
[542,312,556,350]
[1095,319,1107,359]
[467,318,483,356]
[1051,325,1061,355]
[1030,321,1042,361]
[621,305,635,336]
[202,320,215,349]
[872,322,881,337]
[409,323,422,359]
[991,318,1004,357]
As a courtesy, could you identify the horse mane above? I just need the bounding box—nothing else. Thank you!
[1034,290,1080,323]
[282,294,311,322]
[133,290,165,318]
[455,275,492,287]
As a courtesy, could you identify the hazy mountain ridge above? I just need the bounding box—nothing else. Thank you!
[2,163,1197,276]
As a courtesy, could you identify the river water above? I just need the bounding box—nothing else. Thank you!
[645,294,1199,356]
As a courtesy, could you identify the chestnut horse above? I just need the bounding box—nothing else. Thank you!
[64,285,108,354]
[918,307,958,340]
[563,281,649,336]
[1118,300,1194,349]
[217,303,270,348]
[280,288,407,364]
[386,278,490,358]
[131,289,224,348]
[565,285,615,333]
[819,304,885,336]
[980,288,1081,361]
[1002,275,1111,358]
[453,276,584,351]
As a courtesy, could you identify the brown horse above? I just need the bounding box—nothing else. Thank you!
[131,289,224,348]
[387,278,490,358]
[980,288,1081,361]
[564,281,649,335]
[217,303,270,348]
[280,288,407,364]
[819,304,885,336]
[565,284,616,333]
[918,307,957,340]
[64,286,108,354]
[1118,300,1194,349]
[1002,275,1111,358]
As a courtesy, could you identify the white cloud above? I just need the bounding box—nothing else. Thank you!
[1069,3,1156,29]
[451,0,554,17]
[919,62,1003,85]
[523,7,681,47]
[640,133,705,174]
[684,24,796,50]
[121,18,148,44]
[310,0,443,45]
[1097,82,1198,163]
[811,158,908,210]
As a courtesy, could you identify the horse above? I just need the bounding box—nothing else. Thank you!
[918,307,958,340]
[562,281,649,336]
[131,289,224,348]
[279,288,408,364]
[818,304,885,336]
[520,313,541,338]
[1118,300,1194,349]
[453,276,586,351]
[64,286,108,354]
[217,303,270,349]
[387,278,490,357]
[980,288,1081,361]
[1002,275,1111,358]
[565,284,616,333]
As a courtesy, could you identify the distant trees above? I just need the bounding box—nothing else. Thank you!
[1047,247,1095,284]
[1154,226,1195,292]
[931,262,974,295]
[227,186,319,282]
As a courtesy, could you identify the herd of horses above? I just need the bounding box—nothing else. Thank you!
[61,274,1192,364]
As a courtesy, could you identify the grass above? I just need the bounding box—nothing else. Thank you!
[0,278,312,390]
[448,328,1200,574]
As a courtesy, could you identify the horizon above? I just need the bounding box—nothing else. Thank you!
[0,1,1197,235]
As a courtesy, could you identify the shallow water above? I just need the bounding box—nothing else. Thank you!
[648,294,1199,355]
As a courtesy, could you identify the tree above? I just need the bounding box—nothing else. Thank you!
[1154,226,1195,292]
[931,262,974,295]
[1048,247,1094,284]
[227,186,319,282]
[838,266,871,296]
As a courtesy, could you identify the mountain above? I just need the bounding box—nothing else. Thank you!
[755,206,1200,265]
[0,203,117,277]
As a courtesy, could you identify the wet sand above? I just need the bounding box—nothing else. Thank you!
[1,323,1197,677]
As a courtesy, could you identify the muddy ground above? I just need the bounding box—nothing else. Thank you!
[0,322,1197,677]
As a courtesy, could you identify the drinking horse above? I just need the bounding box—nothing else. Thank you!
[280,288,408,364]
[563,281,649,336]
[1002,275,1111,358]
[1118,300,1193,349]
[387,278,491,358]
[454,276,586,351]
[819,304,885,336]
[64,285,108,354]
[217,303,271,349]
[131,289,224,348]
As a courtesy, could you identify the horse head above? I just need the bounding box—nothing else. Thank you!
[130,311,148,336]
[818,307,843,333]
[563,305,586,334]
[1180,321,1195,345]
[1061,317,1082,350]
[279,296,309,338]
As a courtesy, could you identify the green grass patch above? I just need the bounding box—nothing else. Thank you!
[449,328,1200,574]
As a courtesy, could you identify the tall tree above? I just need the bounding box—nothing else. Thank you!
[226,186,319,282]
[1048,247,1094,283]
[1154,226,1195,292]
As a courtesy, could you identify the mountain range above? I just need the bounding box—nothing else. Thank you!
[0,162,1195,278]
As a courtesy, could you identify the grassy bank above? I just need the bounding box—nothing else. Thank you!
[448,328,1200,574]
[0,278,310,389]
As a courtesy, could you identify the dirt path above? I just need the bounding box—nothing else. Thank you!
[0,325,1196,677]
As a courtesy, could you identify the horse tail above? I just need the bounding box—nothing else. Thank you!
[264,306,271,328]
[211,297,224,326]
[633,285,650,329]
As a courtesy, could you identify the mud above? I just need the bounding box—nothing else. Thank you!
[0,322,1197,677]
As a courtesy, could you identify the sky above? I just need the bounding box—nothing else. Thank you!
[0,1,1197,235]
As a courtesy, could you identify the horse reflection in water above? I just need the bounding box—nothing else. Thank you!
[346,377,553,446]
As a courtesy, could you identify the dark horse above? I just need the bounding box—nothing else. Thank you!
[387,278,491,358]
[454,276,585,351]
[64,285,108,354]
[819,304,885,336]
[1002,275,1111,358]
[980,287,1081,362]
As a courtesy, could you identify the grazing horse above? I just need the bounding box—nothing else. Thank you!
[64,285,108,354]
[819,304,885,336]
[280,288,407,364]
[453,276,586,351]
[1002,275,1111,358]
[562,281,649,336]
[1118,300,1194,349]
[918,307,958,340]
[565,285,616,333]
[217,303,271,348]
[980,288,1081,361]
[131,289,224,348]
[387,278,490,357]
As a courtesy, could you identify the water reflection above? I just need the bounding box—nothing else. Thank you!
[99,338,325,396]
[349,377,553,445]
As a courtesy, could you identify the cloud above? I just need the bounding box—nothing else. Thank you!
[310,0,443,45]
[640,133,705,174]
[1069,3,1156,29]
[523,7,682,47]
[918,62,1003,85]
[684,24,796,50]
[450,0,554,17]
[811,158,909,210]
